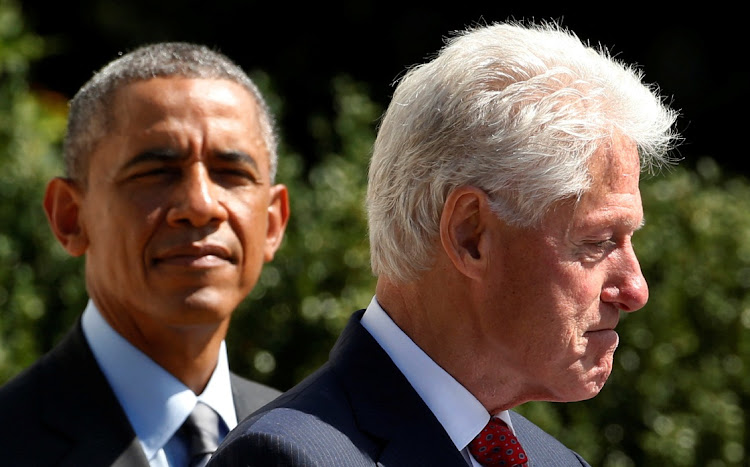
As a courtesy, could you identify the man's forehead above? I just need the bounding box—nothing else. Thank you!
[91,78,269,167]
[112,76,255,106]
[587,135,641,184]
[105,77,261,134]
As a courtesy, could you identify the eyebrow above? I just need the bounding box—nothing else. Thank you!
[216,150,260,172]
[608,215,646,232]
[122,148,181,170]
[122,148,260,172]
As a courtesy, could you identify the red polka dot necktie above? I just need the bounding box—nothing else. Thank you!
[469,417,529,466]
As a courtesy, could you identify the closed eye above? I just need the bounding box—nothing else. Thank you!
[212,168,259,185]
[576,239,618,263]
[594,239,617,249]
[121,149,182,181]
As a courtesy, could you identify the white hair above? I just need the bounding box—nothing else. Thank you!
[367,21,680,282]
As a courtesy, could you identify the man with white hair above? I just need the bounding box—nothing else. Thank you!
[210,20,680,467]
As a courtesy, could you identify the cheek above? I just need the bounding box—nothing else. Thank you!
[523,268,601,340]
[230,200,271,254]
[552,257,605,301]
[571,269,607,312]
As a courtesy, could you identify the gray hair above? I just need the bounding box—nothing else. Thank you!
[63,42,278,184]
[367,21,680,282]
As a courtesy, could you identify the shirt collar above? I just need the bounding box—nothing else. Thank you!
[360,295,515,451]
[81,299,237,460]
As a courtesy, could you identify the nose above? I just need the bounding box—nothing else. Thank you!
[601,242,649,312]
[166,164,227,227]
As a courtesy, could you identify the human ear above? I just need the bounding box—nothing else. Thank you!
[43,177,89,257]
[263,184,290,262]
[439,186,490,280]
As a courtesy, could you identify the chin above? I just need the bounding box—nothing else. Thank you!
[163,289,237,322]
[187,285,234,305]
[555,379,609,403]
[556,356,613,402]
[582,360,614,398]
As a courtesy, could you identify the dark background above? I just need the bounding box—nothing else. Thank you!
[20,1,747,176]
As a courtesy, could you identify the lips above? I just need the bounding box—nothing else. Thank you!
[152,243,236,267]
[588,320,619,335]
[587,306,621,333]
[585,328,618,338]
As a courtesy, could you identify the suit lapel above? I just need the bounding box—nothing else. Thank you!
[231,372,257,420]
[229,372,281,421]
[41,321,150,467]
[331,310,467,466]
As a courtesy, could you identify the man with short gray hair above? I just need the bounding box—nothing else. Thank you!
[0,42,289,466]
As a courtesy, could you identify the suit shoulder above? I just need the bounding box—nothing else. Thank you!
[211,407,375,467]
[0,326,73,415]
[213,364,377,467]
[254,360,351,419]
[0,357,45,415]
[0,323,86,411]
[0,344,72,463]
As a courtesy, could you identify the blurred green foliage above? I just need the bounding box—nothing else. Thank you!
[0,1,747,465]
[0,0,82,382]
[227,73,378,390]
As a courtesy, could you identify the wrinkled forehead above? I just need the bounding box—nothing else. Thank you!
[587,133,641,188]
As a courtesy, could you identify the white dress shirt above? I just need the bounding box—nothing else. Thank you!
[81,299,238,467]
[361,295,515,467]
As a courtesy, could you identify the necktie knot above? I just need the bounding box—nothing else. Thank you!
[179,402,222,467]
[469,417,528,466]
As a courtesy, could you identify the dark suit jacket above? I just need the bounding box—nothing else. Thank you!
[0,319,281,467]
[209,310,591,466]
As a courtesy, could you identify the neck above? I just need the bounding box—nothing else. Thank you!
[99,307,229,394]
[139,324,227,394]
[375,271,527,413]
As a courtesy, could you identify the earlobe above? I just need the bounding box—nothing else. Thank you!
[43,177,88,257]
[439,186,489,280]
[263,184,290,262]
